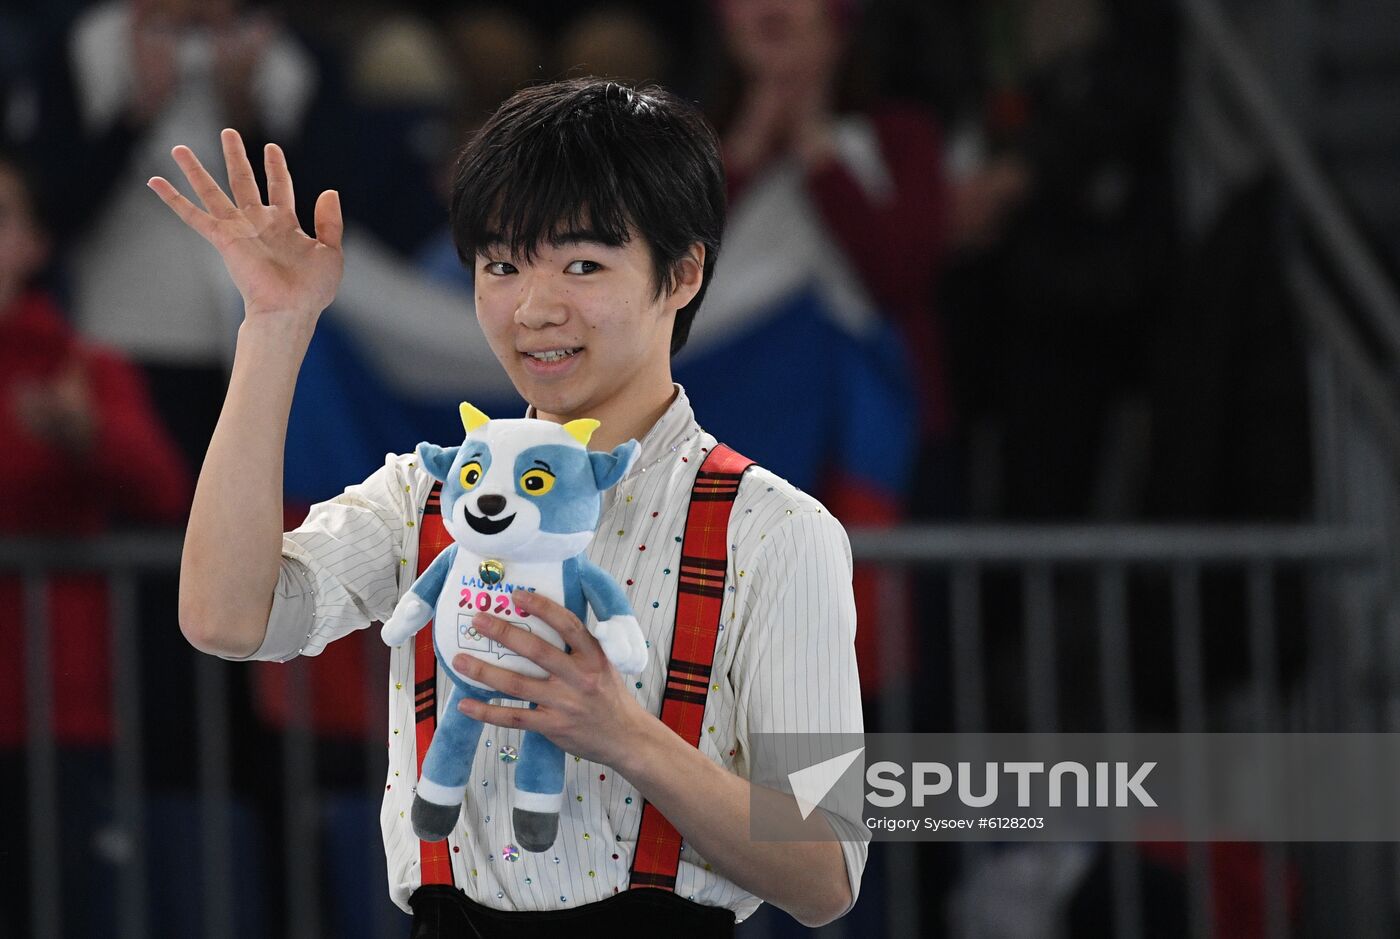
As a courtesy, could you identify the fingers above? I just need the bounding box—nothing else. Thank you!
[170,145,238,218]
[220,128,263,208]
[466,613,576,679]
[263,142,296,210]
[514,592,603,667]
[147,176,218,242]
[458,697,539,731]
[313,189,343,250]
[451,650,549,702]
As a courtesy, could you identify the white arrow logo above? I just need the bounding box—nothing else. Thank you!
[788,748,865,820]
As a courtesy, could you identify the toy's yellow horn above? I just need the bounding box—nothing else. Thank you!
[459,402,491,432]
[562,418,600,446]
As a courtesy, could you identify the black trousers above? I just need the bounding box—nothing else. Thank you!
[408,885,736,938]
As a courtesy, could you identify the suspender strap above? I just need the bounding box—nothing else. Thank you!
[414,481,456,886]
[630,444,756,892]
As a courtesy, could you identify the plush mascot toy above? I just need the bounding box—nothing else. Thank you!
[381,403,648,851]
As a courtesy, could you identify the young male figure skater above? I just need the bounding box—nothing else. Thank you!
[155,78,865,935]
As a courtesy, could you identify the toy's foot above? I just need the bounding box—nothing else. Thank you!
[513,808,559,852]
[412,794,461,842]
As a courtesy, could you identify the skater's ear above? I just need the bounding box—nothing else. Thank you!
[416,442,458,482]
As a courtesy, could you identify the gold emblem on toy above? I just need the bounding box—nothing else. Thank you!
[479,558,506,586]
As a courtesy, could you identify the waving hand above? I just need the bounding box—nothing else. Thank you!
[148,128,343,321]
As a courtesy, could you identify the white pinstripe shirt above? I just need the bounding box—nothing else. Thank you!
[247,384,866,921]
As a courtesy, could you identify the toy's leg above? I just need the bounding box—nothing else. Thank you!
[412,685,484,842]
[512,725,565,852]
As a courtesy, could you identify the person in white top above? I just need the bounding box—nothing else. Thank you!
[154,77,865,935]
[69,0,316,368]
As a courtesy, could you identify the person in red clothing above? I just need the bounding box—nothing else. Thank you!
[716,0,951,438]
[708,0,958,713]
[707,12,1026,931]
[0,150,192,938]
[715,0,1028,467]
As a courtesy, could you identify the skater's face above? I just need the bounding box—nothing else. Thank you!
[472,226,704,423]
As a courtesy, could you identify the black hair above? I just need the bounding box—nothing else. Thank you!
[449,77,726,356]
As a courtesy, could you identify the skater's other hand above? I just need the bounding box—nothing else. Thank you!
[451,590,648,770]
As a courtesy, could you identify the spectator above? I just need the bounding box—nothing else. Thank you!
[0,149,191,939]
[692,0,939,705]
[555,8,670,86]
[26,0,317,471]
[332,13,457,254]
[941,0,1176,522]
[715,0,956,453]
[445,6,548,133]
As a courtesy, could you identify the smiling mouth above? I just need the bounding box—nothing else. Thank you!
[464,510,516,535]
[523,348,581,363]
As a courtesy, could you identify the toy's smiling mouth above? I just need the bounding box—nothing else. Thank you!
[464,509,516,535]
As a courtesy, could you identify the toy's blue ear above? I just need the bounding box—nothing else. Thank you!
[588,440,639,491]
[416,442,458,482]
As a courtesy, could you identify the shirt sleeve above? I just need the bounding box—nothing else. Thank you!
[227,457,409,662]
[729,504,868,916]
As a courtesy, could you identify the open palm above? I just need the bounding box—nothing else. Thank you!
[148,128,344,320]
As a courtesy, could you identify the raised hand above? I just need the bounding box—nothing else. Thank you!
[147,128,344,322]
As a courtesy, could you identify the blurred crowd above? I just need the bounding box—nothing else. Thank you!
[1,0,1319,936]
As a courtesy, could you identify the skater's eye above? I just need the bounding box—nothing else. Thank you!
[460,461,483,490]
[520,468,555,496]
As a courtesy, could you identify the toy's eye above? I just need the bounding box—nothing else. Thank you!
[520,468,555,496]
[460,461,483,490]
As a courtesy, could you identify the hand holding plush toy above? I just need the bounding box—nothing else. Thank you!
[381,403,647,851]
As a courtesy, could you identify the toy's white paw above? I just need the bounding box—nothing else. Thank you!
[594,615,648,675]
[381,594,432,647]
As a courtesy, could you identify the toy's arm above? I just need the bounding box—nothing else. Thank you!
[381,545,456,646]
[576,558,648,675]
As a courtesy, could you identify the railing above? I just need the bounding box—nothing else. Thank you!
[4,534,397,939]
[855,524,1394,939]
[1168,6,1400,933]
[8,522,1395,939]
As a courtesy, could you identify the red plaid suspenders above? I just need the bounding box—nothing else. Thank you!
[413,483,457,886]
[410,444,756,891]
[629,444,754,891]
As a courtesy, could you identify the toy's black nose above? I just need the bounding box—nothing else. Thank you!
[477,495,507,517]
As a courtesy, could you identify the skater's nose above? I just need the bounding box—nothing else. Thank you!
[477,494,507,517]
